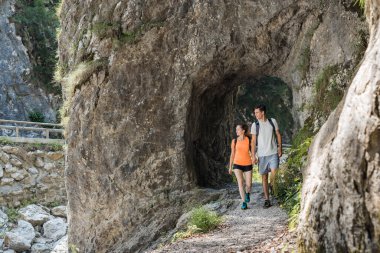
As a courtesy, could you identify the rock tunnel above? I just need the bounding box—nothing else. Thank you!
[185,74,293,188]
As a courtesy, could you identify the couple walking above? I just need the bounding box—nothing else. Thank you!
[228,104,282,209]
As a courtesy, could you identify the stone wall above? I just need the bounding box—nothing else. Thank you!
[0,145,66,207]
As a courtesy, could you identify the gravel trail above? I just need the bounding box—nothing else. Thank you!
[152,182,297,253]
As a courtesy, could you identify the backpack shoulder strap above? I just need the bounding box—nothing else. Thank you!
[255,122,260,146]
[247,135,252,152]
[268,118,278,145]
[268,118,275,130]
[255,121,259,136]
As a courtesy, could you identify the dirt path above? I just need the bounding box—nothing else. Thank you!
[151,183,297,253]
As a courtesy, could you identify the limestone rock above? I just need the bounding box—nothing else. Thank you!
[19,204,52,226]
[46,152,64,161]
[0,209,8,235]
[1,177,14,185]
[0,151,10,163]
[4,220,35,252]
[3,249,16,253]
[34,157,44,168]
[0,209,8,224]
[31,243,53,253]
[10,170,27,181]
[27,167,39,175]
[51,235,68,253]
[43,218,67,241]
[43,163,55,171]
[0,167,3,177]
[9,158,23,167]
[4,163,17,173]
[298,0,380,251]
[51,206,67,218]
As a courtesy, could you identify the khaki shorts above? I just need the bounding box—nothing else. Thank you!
[258,154,279,175]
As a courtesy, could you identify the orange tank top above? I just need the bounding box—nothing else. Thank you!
[231,137,252,166]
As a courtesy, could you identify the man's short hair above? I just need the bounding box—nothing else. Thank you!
[254,104,266,113]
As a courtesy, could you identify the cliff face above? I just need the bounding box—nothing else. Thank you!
[298,0,380,252]
[0,0,59,122]
[58,0,365,251]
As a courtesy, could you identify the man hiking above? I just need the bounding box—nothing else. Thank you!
[251,104,282,208]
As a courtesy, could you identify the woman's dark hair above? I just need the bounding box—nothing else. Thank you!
[254,104,266,113]
[237,124,249,136]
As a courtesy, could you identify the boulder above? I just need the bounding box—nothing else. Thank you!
[51,235,68,253]
[51,206,67,218]
[4,220,35,252]
[31,243,53,253]
[43,218,67,241]
[19,204,52,226]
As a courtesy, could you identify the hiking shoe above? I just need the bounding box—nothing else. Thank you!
[263,200,272,209]
[245,193,250,203]
[241,202,248,210]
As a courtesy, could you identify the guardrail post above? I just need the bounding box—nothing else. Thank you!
[45,129,49,139]
[15,127,19,137]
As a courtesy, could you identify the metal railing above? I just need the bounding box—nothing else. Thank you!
[0,119,64,144]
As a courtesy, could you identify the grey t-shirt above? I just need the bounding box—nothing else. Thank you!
[251,118,279,157]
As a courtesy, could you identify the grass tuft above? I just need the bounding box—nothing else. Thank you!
[172,207,222,242]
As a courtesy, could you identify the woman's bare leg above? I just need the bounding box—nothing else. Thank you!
[244,170,252,194]
[234,169,245,202]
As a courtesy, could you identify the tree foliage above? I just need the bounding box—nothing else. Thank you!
[12,0,61,94]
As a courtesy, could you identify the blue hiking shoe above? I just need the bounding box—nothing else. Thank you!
[241,202,248,210]
[245,193,250,203]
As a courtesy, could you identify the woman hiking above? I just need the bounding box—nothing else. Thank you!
[228,124,253,210]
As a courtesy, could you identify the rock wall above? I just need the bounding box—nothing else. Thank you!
[0,145,66,207]
[0,0,59,122]
[58,0,366,251]
[298,0,380,252]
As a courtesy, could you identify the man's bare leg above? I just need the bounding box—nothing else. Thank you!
[262,174,269,200]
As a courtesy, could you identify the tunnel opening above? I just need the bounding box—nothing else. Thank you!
[185,75,294,188]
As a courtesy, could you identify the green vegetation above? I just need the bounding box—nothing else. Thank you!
[189,207,222,232]
[20,197,38,207]
[296,21,320,81]
[172,225,201,242]
[291,121,314,148]
[46,200,63,208]
[12,0,61,95]
[313,65,343,115]
[69,244,79,253]
[252,165,261,183]
[28,110,45,123]
[0,137,63,151]
[5,208,20,223]
[91,20,165,46]
[236,76,294,142]
[297,47,311,80]
[353,29,369,64]
[172,207,222,241]
[355,0,365,9]
[91,22,119,38]
[274,137,313,230]
[59,58,107,127]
